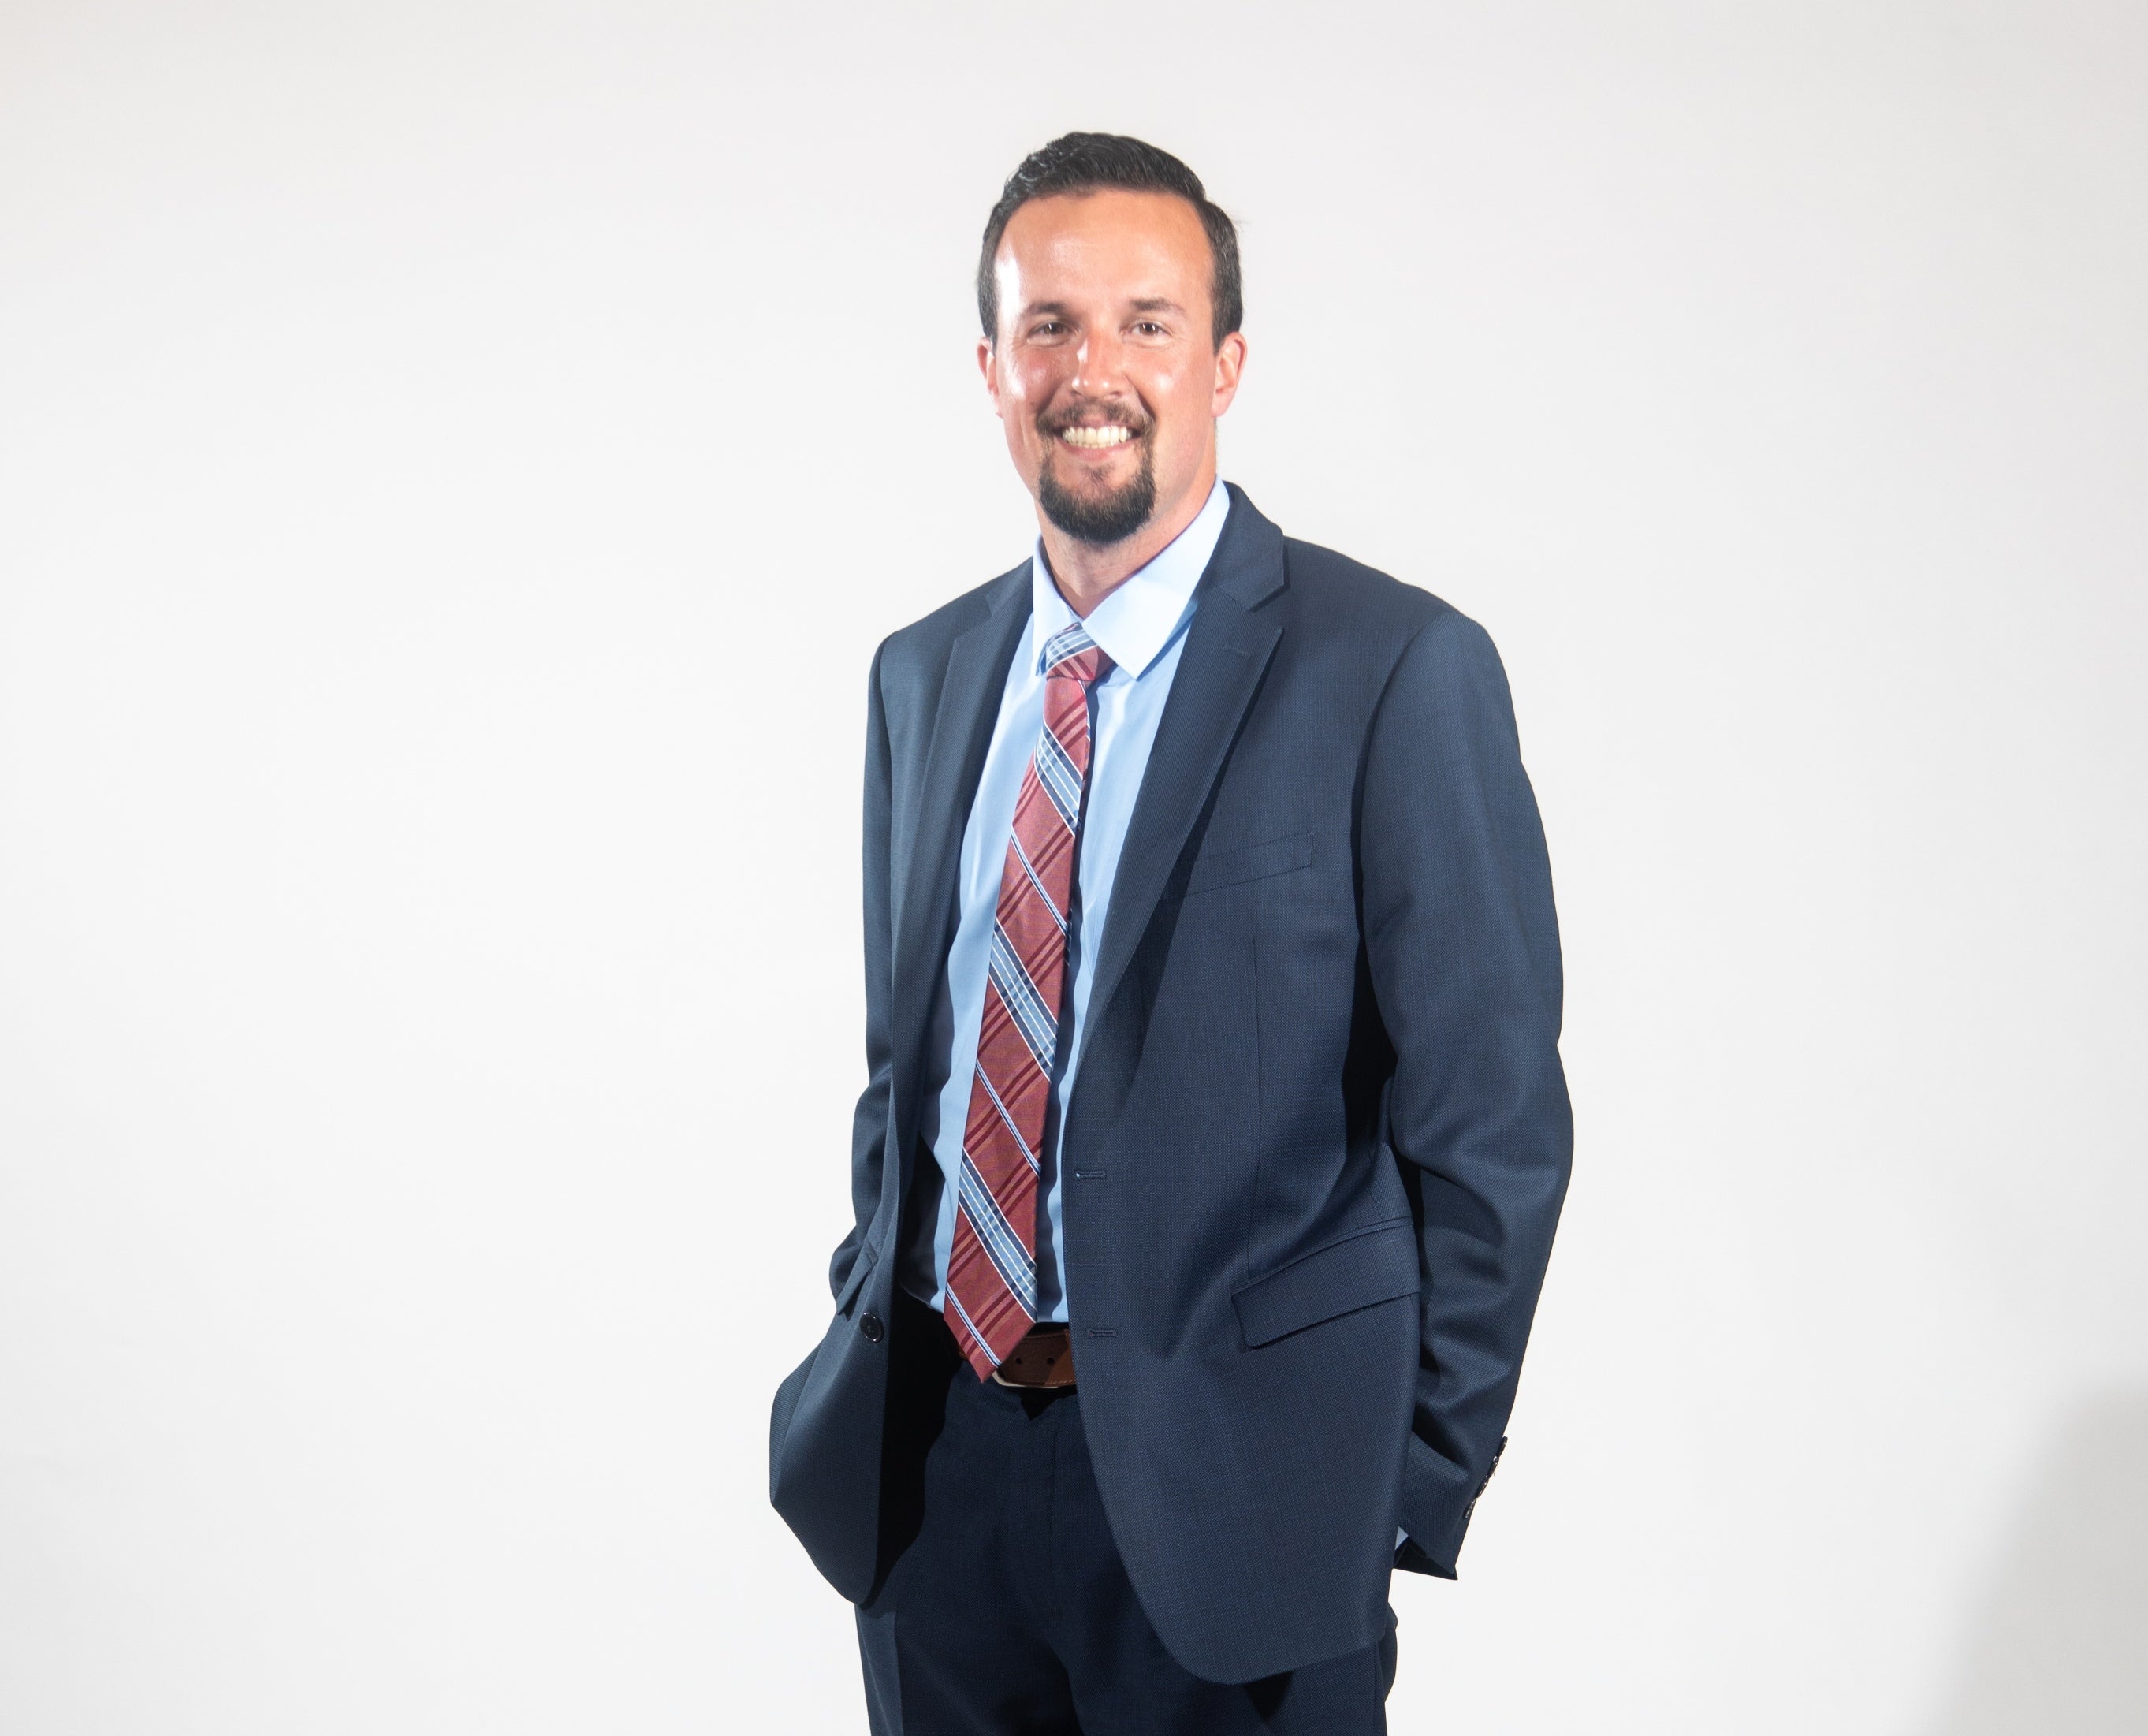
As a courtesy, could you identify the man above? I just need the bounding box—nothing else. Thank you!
[770,133,1570,1733]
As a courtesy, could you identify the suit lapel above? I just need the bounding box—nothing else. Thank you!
[1084,487,1288,1038]
[889,566,1032,1146]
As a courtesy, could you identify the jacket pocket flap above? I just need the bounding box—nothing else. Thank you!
[1232,1220,1420,1347]
[833,1238,880,1315]
[1185,830,1315,896]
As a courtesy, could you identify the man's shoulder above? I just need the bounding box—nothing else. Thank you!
[1277,534,1478,651]
[872,561,1029,685]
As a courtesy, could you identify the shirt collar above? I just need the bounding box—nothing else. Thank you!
[1028,478,1231,680]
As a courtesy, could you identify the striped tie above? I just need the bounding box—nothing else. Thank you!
[944,622,1114,1380]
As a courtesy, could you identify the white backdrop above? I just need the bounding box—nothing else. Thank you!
[3,3,2143,1731]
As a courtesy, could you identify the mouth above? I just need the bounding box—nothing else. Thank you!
[1056,423,1137,451]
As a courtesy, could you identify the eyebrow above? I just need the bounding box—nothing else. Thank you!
[1017,296,1190,321]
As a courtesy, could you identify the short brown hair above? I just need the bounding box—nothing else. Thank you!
[977,132,1242,348]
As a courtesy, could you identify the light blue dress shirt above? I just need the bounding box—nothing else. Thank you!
[900,478,1233,1321]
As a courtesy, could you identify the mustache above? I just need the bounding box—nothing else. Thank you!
[1037,398,1154,438]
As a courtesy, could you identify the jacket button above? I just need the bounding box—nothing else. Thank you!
[859,1312,884,1343]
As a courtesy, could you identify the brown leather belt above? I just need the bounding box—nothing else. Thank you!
[991,1323,1076,1389]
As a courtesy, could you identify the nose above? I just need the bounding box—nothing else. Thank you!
[1070,325,1128,400]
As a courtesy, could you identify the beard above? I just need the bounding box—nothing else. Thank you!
[1036,430,1157,546]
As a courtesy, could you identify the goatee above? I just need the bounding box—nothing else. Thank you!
[1037,439,1157,546]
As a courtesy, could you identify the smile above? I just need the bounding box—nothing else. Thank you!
[1058,425,1136,449]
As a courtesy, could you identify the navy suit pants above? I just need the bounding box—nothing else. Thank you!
[854,1293,1396,1734]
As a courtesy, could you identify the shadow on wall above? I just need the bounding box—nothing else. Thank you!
[1922,1386,2148,1734]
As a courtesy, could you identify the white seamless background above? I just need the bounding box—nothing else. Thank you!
[2,3,2142,1732]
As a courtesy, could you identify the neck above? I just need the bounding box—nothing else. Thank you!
[1036,455,1219,618]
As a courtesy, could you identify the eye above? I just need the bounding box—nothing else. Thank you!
[1132,321,1167,337]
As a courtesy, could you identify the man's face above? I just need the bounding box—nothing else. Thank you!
[980,189,1245,548]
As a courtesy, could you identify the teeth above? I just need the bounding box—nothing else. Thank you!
[1060,425,1133,449]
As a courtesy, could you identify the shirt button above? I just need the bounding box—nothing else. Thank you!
[859,1312,884,1343]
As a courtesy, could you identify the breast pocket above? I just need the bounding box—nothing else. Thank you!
[1184,829,1316,897]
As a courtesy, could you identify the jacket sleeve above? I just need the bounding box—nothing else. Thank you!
[828,640,895,1304]
[1357,607,1572,1577]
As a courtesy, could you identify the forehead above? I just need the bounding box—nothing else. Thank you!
[995,188,1212,311]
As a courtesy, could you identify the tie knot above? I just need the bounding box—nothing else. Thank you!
[1041,624,1113,687]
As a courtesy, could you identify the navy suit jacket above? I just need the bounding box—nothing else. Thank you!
[769,487,1571,1685]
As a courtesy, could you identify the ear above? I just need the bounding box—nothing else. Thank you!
[977,336,1004,420]
[1209,331,1248,419]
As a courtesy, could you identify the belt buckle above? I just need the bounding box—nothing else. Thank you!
[990,1324,1075,1389]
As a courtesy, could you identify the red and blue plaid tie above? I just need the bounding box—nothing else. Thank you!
[944,623,1113,1380]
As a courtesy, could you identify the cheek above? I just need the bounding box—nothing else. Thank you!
[1155,367,1213,443]
[1007,354,1067,413]
[1151,359,1208,419]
